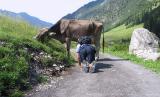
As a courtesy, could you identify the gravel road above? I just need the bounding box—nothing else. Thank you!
[26,54,160,97]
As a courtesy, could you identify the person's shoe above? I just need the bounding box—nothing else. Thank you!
[82,61,89,73]
[89,61,96,73]
[95,56,100,61]
[89,64,93,73]
[95,57,98,61]
[80,65,83,71]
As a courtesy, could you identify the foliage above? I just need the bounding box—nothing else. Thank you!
[0,16,74,97]
[63,0,158,31]
[143,6,160,37]
[9,90,24,97]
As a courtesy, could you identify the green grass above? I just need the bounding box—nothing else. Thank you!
[0,16,74,97]
[104,24,143,42]
[104,24,160,74]
[105,49,160,73]
[0,16,38,38]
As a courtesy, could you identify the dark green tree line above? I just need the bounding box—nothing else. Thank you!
[143,6,160,37]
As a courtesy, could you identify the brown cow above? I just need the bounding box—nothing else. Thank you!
[35,19,104,59]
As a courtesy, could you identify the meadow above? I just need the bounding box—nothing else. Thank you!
[104,24,160,74]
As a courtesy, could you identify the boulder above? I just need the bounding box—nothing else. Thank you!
[129,28,160,61]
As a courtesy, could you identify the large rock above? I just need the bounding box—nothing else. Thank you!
[129,28,160,61]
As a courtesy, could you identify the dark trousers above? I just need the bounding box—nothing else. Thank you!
[79,44,96,64]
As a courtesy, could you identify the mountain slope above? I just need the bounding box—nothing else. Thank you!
[63,0,159,31]
[0,10,53,28]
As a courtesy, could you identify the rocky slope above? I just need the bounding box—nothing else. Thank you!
[63,0,159,31]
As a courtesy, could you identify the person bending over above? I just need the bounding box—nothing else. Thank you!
[79,36,96,72]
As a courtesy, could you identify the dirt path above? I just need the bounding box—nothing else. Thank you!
[25,54,160,97]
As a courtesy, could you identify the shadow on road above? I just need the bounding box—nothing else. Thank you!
[98,58,128,61]
[95,62,113,73]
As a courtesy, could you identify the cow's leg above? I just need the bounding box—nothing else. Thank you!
[95,33,101,61]
[65,37,71,58]
[95,41,100,61]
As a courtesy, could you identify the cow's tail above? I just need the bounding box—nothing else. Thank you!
[102,26,105,53]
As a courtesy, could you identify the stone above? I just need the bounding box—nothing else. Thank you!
[0,41,6,45]
[53,64,57,67]
[129,28,160,61]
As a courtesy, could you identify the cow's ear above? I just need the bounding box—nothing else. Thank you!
[60,20,69,34]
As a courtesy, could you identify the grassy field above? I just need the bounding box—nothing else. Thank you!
[104,24,160,74]
[0,16,74,97]
[0,16,38,38]
[104,24,143,42]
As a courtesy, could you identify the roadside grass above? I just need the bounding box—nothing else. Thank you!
[105,48,160,73]
[104,24,160,74]
[0,16,74,97]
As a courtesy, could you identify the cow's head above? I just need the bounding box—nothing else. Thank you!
[34,27,49,41]
[48,19,70,43]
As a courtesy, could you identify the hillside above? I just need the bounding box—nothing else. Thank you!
[63,0,159,31]
[0,9,53,28]
[0,16,73,97]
